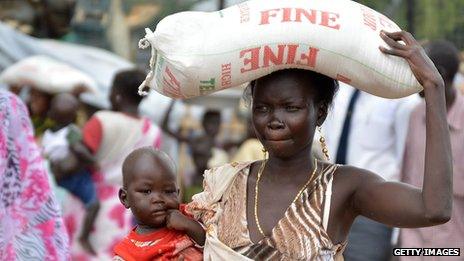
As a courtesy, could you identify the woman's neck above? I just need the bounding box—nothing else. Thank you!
[118,105,139,117]
[266,145,315,177]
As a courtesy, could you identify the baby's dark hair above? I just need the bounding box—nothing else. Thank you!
[112,69,147,105]
[122,147,176,188]
[246,69,339,108]
[423,40,461,83]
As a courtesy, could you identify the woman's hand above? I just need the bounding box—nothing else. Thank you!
[379,30,444,89]
[350,30,452,229]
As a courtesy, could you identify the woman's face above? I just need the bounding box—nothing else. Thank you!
[252,72,321,159]
[29,88,52,117]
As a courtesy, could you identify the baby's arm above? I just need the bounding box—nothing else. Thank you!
[166,209,206,246]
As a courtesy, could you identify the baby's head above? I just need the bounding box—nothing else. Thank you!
[119,147,179,229]
[48,93,79,127]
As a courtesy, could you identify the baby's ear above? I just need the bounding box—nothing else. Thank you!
[119,188,130,209]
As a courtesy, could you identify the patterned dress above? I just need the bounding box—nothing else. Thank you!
[0,90,70,260]
[188,161,346,260]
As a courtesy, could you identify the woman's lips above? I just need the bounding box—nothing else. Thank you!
[265,139,292,146]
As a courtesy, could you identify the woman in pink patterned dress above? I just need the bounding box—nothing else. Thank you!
[0,89,70,260]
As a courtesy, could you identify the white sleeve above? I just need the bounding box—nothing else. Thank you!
[394,96,420,163]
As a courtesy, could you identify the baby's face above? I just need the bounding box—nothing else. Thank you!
[125,160,179,229]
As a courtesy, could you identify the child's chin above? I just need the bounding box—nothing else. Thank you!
[148,216,167,228]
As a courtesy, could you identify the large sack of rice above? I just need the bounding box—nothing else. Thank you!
[138,0,422,99]
[0,55,98,94]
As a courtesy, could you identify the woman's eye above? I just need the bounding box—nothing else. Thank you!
[254,105,269,113]
[141,189,151,194]
[286,106,299,112]
[165,190,177,194]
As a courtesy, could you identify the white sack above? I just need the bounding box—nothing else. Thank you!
[139,0,422,99]
[0,55,98,94]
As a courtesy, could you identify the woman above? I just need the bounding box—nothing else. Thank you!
[28,87,55,137]
[0,90,69,260]
[64,69,162,260]
[187,31,453,260]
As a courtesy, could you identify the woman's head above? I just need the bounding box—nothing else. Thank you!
[48,93,79,127]
[110,69,147,111]
[251,69,338,158]
[29,88,53,117]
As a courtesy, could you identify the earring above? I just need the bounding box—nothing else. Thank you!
[262,146,268,159]
[318,126,330,161]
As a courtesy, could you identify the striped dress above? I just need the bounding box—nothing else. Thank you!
[215,161,346,260]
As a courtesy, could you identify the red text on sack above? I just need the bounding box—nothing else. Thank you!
[163,67,183,98]
[221,63,232,88]
[240,44,319,73]
[259,8,340,30]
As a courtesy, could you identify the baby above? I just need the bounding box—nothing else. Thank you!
[114,147,205,260]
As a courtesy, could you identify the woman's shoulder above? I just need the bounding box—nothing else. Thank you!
[332,164,386,191]
[201,161,254,193]
[205,161,254,178]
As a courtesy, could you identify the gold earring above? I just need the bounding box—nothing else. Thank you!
[262,147,267,159]
[318,127,330,161]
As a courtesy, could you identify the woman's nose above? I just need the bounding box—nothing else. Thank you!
[268,118,285,129]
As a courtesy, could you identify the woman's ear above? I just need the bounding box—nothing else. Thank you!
[119,188,130,209]
[316,103,329,127]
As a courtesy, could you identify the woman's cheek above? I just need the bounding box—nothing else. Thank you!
[252,118,266,134]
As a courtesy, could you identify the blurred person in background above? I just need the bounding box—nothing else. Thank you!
[42,93,100,255]
[322,83,419,260]
[16,84,91,140]
[184,135,215,202]
[28,87,56,137]
[399,40,464,258]
[67,69,162,260]
[0,0,76,38]
[0,89,69,260]
[231,116,265,163]
[162,100,229,201]
[162,100,223,148]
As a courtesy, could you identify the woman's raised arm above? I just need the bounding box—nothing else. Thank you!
[349,30,453,228]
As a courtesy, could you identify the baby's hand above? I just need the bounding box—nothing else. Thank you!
[166,209,190,231]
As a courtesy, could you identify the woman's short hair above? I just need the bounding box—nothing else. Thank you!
[112,69,147,105]
[244,69,339,108]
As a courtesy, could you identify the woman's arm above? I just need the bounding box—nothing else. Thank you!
[161,100,190,143]
[350,30,453,228]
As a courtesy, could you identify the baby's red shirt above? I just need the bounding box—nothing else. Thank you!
[113,205,202,261]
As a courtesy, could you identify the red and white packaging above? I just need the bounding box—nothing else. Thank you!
[138,0,422,99]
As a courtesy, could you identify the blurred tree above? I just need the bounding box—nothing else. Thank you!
[406,0,415,33]
[357,0,464,49]
[415,0,464,48]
